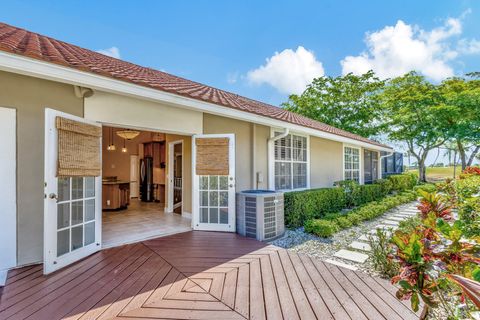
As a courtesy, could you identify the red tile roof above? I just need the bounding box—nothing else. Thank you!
[0,22,390,149]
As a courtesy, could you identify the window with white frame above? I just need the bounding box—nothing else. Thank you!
[344,146,360,183]
[274,132,308,190]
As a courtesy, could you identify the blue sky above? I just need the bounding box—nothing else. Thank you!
[1,1,479,165]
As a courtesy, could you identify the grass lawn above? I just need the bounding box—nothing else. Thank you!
[408,166,460,182]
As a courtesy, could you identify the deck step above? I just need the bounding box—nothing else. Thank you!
[334,249,369,263]
[349,241,371,252]
[325,259,358,271]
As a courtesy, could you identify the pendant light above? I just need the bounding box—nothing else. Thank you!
[107,127,116,151]
[121,138,127,153]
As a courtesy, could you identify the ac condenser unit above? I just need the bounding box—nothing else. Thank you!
[236,190,284,241]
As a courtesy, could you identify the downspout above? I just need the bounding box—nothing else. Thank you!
[379,151,394,179]
[267,128,289,189]
[251,123,256,189]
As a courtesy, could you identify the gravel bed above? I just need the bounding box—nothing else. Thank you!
[270,202,418,274]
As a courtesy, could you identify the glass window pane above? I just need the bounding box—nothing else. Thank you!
[209,176,218,190]
[58,177,70,202]
[200,208,209,223]
[57,229,70,257]
[72,201,83,225]
[85,177,95,198]
[219,176,228,190]
[209,191,218,206]
[209,208,219,223]
[84,221,95,246]
[72,177,83,200]
[219,191,228,207]
[57,203,70,229]
[200,191,208,206]
[220,208,228,224]
[200,176,208,190]
[85,199,95,222]
[71,225,83,251]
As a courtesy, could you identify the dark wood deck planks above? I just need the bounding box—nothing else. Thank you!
[0,231,418,320]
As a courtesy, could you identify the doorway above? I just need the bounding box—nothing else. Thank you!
[101,125,192,248]
[168,140,183,215]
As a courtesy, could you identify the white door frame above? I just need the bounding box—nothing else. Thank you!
[0,107,17,276]
[44,108,102,274]
[167,140,184,213]
[192,133,235,232]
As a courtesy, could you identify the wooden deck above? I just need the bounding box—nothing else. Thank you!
[0,231,419,320]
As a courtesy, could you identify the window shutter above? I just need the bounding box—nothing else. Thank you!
[56,117,102,177]
[195,137,229,175]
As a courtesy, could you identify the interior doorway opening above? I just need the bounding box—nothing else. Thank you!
[101,125,191,248]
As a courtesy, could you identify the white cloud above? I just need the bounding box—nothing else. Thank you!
[227,71,239,84]
[247,46,324,95]
[96,46,121,59]
[341,17,468,81]
[458,38,480,54]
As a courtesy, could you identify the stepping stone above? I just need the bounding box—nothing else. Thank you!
[325,259,358,271]
[369,228,393,235]
[403,209,419,213]
[358,234,374,242]
[387,216,405,222]
[350,241,371,252]
[382,220,400,226]
[334,249,369,263]
[394,213,416,218]
[0,270,7,286]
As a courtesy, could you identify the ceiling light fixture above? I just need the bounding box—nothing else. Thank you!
[107,127,116,151]
[116,129,140,140]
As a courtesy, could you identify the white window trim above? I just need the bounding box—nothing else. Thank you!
[343,144,363,185]
[268,128,310,191]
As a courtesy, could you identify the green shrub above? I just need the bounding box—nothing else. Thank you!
[413,183,436,196]
[388,173,417,192]
[368,228,400,278]
[336,216,353,229]
[334,180,359,207]
[397,216,422,234]
[284,188,346,227]
[303,192,417,237]
[352,184,384,206]
[304,219,338,237]
[375,178,393,196]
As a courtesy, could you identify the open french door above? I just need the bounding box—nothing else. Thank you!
[192,134,235,232]
[44,108,102,274]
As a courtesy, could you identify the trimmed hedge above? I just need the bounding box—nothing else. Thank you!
[351,184,384,206]
[284,188,346,227]
[413,183,436,195]
[388,173,417,192]
[304,191,417,237]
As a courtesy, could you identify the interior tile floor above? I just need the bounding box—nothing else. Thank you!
[102,199,192,248]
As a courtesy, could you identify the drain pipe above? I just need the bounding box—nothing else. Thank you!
[74,86,94,98]
[267,128,289,189]
[379,150,394,179]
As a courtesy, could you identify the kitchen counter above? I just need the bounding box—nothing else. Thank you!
[102,181,130,210]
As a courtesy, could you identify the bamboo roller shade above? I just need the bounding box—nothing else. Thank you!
[195,137,229,175]
[56,117,102,177]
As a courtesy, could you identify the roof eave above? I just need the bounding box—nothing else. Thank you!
[0,50,393,152]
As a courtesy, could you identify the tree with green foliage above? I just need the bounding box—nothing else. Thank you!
[381,72,450,182]
[282,70,386,138]
[438,75,480,170]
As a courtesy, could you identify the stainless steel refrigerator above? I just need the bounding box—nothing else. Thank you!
[140,156,154,202]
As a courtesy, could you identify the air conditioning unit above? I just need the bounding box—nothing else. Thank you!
[236,190,284,241]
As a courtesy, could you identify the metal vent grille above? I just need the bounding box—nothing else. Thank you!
[244,196,257,238]
[263,196,277,240]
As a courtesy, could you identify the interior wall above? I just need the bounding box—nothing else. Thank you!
[102,127,153,181]
[0,71,83,266]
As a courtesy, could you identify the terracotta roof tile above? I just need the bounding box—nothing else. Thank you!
[0,22,390,149]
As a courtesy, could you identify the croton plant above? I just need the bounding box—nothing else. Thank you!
[389,187,480,319]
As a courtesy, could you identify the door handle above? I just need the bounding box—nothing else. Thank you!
[49,193,58,200]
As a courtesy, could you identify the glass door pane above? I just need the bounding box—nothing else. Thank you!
[199,175,229,224]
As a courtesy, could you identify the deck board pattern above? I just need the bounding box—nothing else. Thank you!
[0,231,418,320]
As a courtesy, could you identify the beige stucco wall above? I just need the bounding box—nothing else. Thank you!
[84,91,203,135]
[0,71,84,265]
[202,114,270,192]
[310,136,344,188]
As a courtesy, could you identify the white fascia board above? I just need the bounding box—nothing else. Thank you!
[0,51,393,152]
